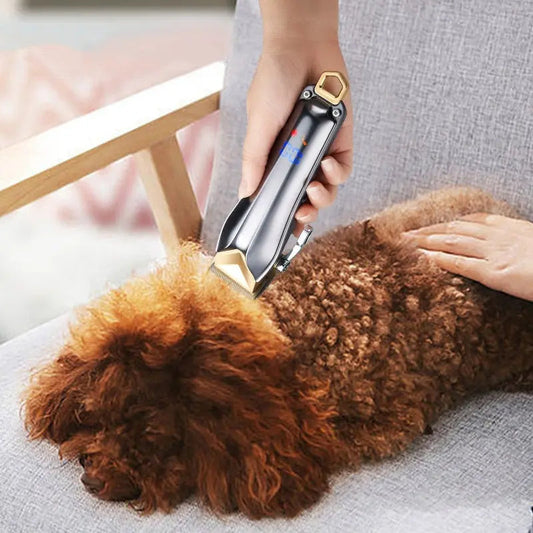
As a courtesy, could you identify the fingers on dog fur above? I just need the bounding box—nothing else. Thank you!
[406,233,487,259]
[371,187,516,243]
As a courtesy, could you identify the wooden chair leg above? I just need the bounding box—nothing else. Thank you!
[136,135,202,255]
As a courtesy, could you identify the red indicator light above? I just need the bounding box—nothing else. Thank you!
[291,129,297,136]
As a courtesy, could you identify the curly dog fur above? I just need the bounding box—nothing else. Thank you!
[23,187,533,518]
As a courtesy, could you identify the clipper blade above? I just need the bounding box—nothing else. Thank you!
[209,249,276,299]
[209,263,256,299]
[210,249,259,299]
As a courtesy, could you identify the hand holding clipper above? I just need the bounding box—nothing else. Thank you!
[210,72,349,298]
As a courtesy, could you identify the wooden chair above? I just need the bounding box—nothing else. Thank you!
[0,61,225,254]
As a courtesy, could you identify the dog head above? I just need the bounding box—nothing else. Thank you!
[23,242,340,517]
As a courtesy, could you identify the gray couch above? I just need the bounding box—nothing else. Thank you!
[1,0,532,531]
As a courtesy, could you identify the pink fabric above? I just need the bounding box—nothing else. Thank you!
[0,22,231,228]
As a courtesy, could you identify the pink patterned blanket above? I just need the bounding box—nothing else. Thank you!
[0,23,231,229]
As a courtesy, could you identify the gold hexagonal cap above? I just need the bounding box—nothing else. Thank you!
[315,71,349,105]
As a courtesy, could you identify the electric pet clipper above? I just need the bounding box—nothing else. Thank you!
[210,71,349,298]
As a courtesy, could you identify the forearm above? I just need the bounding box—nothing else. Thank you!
[259,0,340,51]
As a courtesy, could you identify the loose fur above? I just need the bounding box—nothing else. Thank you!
[23,188,533,518]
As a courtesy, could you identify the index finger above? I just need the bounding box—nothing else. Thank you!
[460,212,531,232]
[407,220,490,240]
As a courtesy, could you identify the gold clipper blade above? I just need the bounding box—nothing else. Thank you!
[210,249,259,299]
[209,249,277,299]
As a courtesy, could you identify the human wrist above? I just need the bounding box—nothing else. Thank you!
[262,35,341,63]
[261,41,349,92]
[261,0,339,53]
[263,29,339,54]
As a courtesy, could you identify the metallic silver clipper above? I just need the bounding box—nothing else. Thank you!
[210,72,349,298]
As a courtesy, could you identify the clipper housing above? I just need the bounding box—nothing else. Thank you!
[211,72,349,298]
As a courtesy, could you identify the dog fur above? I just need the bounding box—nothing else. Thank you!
[23,187,533,518]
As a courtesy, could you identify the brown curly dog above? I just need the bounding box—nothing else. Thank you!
[23,187,533,518]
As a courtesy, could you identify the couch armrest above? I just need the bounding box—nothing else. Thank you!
[0,61,225,248]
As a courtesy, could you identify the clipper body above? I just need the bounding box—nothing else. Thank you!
[211,72,348,298]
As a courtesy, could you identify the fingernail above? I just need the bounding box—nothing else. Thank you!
[297,214,312,222]
[321,157,334,174]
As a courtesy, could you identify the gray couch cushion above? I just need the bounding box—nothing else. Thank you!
[0,314,532,532]
[201,0,533,252]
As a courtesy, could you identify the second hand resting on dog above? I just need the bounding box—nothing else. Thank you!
[405,213,533,302]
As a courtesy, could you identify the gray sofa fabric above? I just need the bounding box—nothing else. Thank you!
[0,314,532,532]
[201,0,533,251]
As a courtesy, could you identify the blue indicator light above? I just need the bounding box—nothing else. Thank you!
[280,140,303,165]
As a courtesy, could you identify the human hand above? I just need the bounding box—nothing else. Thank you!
[239,41,353,236]
[403,213,533,301]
